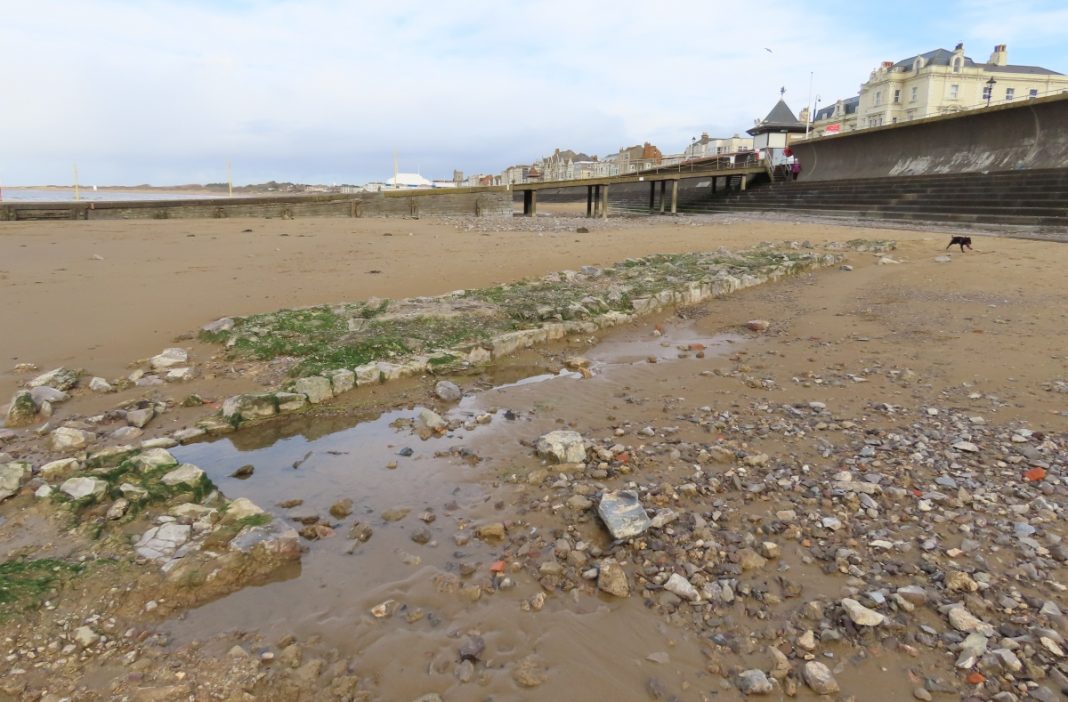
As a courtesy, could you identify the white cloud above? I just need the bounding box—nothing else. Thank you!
[1,0,892,184]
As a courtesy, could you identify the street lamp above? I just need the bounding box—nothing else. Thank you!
[985,77,997,108]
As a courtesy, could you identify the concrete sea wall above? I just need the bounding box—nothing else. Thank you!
[791,93,1068,182]
[0,188,511,222]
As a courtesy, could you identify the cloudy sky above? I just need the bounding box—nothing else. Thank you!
[3,0,1067,186]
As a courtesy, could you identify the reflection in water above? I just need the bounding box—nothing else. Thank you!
[163,323,745,699]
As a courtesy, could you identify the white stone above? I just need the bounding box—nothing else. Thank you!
[0,462,31,501]
[841,598,885,626]
[664,573,700,602]
[226,497,265,521]
[161,464,205,487]
[49,426,94,451]
[275,392,308,413]
[952,441,979,453]
[60,477,107,500]
[39,457,80,479]
[325,369,355,395]
[130,448,178,471]
[73,626,100,648]
[417,408,447,433]
[535,430,586,464]
[149,347,188,370]
[294,376,333,404]
[88,377,114,393]
[126,407,155,429]
[434,380,462,402]
[801,661,839,695]
[165,367,196,382]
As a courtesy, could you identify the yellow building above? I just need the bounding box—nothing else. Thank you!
[811,43,1068,136]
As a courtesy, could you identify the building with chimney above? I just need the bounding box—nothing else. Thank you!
[811,43,1068,136]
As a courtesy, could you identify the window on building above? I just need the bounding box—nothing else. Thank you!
[893,89,901,103]
[874,91,881,106]
[952,57,963,73]
[1029,88,1039,99]
[1005,87,1015,101]
[910,86,918,102]
[891,117,898,124]
[982,84,993,101]
[949,84,959,99]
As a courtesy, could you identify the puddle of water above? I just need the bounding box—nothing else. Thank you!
[162,321,747,699]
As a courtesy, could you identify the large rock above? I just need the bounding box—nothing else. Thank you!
[535,430,586,464]
[60,477,107,500]
[28,367,79,391]
[50,426,94,451]
[4,391,37,427]
[802,661,840,695]
[221,394,277,420]
[842,598,885,626]
[0,462,31,501]
[161,464,206,487]
[294,376,333,404]
[150,348,188,370]
[597,490,652,540]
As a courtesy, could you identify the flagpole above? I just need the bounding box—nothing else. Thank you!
[805,71,814,137]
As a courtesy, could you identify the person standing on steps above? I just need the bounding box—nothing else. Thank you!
[791,159,801,181]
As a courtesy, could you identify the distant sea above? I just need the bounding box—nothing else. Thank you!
[0,188,228,203]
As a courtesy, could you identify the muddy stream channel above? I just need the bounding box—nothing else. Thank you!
[162,320,912,701]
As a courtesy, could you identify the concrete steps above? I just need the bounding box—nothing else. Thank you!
[608,168,1068,228]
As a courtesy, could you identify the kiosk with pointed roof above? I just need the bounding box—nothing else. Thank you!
[747,98,807,168]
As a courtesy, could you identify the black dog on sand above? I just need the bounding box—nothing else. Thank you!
[946,236,973,252]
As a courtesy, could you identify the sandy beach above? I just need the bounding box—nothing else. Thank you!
[1,211,1066,701]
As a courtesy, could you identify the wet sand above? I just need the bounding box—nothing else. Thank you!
[0,210,992,399]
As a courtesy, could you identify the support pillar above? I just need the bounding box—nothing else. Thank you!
[649,181,656,213]
[601,185,609,220]
[740,175,747,191]
[659,180,666,214]
[593,185,601,217]
[523,190,534,216]
[530,190,537,217]
[586,186,593,217]
[711,177,718,194]
[670,179,678,215]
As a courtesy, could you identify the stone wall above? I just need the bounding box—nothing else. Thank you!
[791,93,1068,181]
[0,189,511,222]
